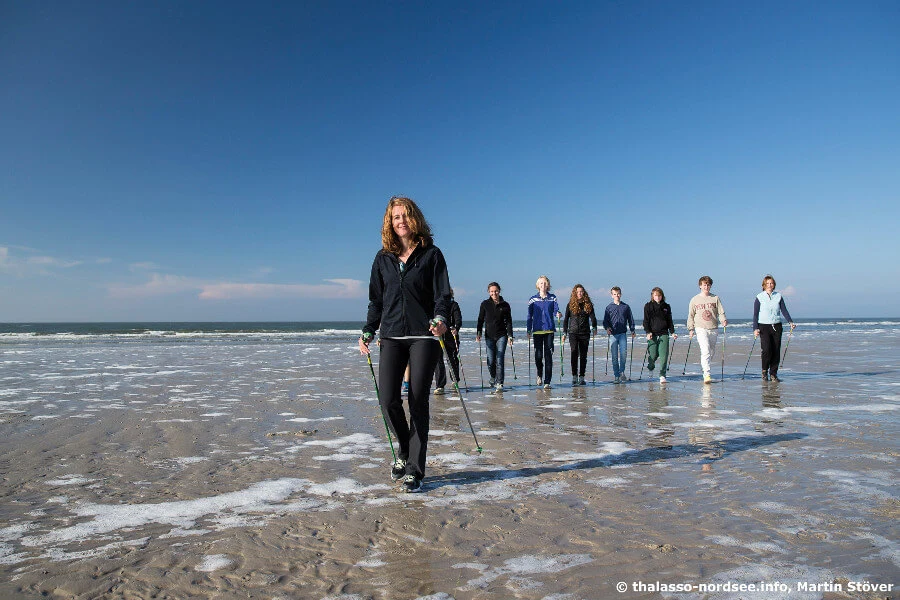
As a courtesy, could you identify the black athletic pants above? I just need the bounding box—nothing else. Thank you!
[758,323,783,376]
[533,332,554,383]
[433,332,460,388]
[569,334,589,377]
[379,338,440,478]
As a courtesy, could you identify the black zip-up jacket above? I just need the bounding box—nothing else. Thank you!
[643,300,675,336]
[477,297,514,340]
[448,300,463,333]
[363,244,451,339]
[563,302,598,336]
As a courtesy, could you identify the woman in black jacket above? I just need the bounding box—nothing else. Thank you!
[358,196,451,493]
[642,287,677,383]
[562,284,597,386]
[476,282,514,390]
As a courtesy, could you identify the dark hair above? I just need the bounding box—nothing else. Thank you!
[487,282,501,292]
[650,287,666,302]
[698,275,713,286]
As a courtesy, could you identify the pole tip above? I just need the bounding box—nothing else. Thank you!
[476,447,483,454]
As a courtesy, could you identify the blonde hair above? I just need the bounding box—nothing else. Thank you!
[761,274,776,290]
[535,275,551,290]
[381,196,432,254]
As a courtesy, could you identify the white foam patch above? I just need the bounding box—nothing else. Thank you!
[673,418,752,428]
[587,477,630,488]
[550,442,635,463]
[454,553,593,590]
[196,554,232,572]
[45,475,97,486]
[665,563,835,600]
[200,412,230,417]
[706,535,786,554]
[286,416,345,423]
[756,403,898,419]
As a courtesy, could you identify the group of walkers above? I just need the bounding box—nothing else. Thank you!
[358,196,795,493]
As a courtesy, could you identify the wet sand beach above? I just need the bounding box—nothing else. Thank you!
[0,324,897,599]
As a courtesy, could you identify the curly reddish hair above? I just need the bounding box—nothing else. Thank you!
[568,284,593,315]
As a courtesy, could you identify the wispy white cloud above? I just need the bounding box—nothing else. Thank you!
[0,246,83,275]
[107,273,200,299]
[129,262,162,272]
[108,275,365,301]
[781,285,797,297]
[198,278,364,300]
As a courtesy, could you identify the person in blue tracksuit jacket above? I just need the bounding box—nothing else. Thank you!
[527,275,561,388]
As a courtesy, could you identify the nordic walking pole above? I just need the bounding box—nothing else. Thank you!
[557,315,564,378]
[721,326,727,382]
[592,333,596,383]
[478,337,485,390]
[638,343,648,380]
[435,330,482,453]
[682,335,693,375]
[605,334,610,375]
[628,333,635,380]
[364,347,397,463]
[527,334,532,386]
[781,327,794,368]
[666,335,676,373]
[741,336,757,380]
[510,339,517,380]
[453,332,468,392]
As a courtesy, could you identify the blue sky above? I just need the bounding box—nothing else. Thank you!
[2,1,898,322]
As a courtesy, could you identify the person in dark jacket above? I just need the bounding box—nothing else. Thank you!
[433,288,462,393]
[643,287,677,383]
[476,282,514,390]
[358,196,451,493]
[562,284,597,386]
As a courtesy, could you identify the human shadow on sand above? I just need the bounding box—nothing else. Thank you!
[426,432,807,491]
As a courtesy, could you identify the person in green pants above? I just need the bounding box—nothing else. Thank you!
[643,287,677,383]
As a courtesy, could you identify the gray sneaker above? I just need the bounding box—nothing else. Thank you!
[613,376,620,384]
[391,459,407,481]
[401,474,422,493]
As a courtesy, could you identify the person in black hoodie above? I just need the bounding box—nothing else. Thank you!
[476,282,514,390]
[562,284,597,386]
[358,196,451,493]
[433,288,462,393]
[643,287,677,383]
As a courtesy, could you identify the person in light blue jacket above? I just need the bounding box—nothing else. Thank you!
[752,274,795,382]
[527,275,561,388]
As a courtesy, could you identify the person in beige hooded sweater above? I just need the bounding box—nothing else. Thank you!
[687,275,727,383]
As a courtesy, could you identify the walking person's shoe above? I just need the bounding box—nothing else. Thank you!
[495,383,503,391]
[489,378,495,387]
[434,387,444,395]
[703,372,712,384]
[579,376,586,385]
[572,376,578,385]
[659,376,667,383]
[543,383,551,389]
[391,459,407,481]
[401,474,422,493]
[770,373,781,382]
[613,376,620,384]
[762,371,770,381]
[536,376,542,386]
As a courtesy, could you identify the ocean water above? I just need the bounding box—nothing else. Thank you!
[0,319,897,598]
